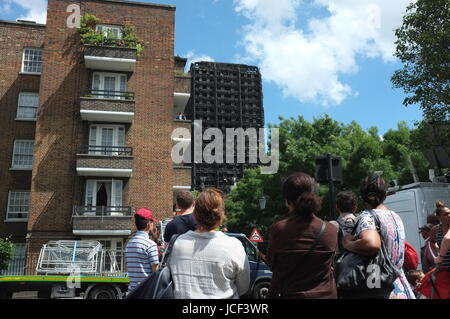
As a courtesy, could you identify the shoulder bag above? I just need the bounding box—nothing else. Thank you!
[335,211,401,299]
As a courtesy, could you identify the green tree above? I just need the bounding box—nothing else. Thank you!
[225,116,432,235]
[391,0,450,121]
[0,238,13,274]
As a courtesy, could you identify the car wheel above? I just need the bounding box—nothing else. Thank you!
[252,281,270,299]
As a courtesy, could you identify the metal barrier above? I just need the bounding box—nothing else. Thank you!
[73,206,133,217]
[77,145,133,156]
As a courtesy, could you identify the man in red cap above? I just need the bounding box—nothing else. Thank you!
[124,208,160,292]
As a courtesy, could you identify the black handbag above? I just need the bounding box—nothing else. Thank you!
[335,211,401,299]
[126,235,179,299]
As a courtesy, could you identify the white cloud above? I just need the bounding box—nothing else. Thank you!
[8,0,47,24]
[184,51,215,72]
[233,0,412,106]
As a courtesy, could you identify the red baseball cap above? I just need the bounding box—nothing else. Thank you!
[135,208,158,222]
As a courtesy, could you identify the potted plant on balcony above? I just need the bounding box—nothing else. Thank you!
[78,14,144,57]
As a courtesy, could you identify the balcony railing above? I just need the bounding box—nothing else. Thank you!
[78,145,133,156]
[73,206,133,217]
[82,89,135,101]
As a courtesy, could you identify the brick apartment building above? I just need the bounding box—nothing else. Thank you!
[0,0,192,271]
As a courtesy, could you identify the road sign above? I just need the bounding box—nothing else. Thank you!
[249,228,264,242]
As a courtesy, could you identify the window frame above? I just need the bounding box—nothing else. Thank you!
[92,72,128,99]
[95,24,123,40]
[21,48,43,75]
[84,179,124,213]
[11,140,35,170]
[16,92,39,121]
[89,124,126,155]
[6,191,30,221]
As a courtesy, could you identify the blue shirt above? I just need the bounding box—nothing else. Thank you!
[125,231,159,292]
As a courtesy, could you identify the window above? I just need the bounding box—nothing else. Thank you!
[92,72,127,99]
[12,140,34,169]
[7,191,30,220]
[96,25,123,40]
[4,244,26,275]
[93,239,124,273]
[89,125,125,155]
[238,237,258,262]
[85,179,124,214]
[22,48,43,74]
[16,93,39,120]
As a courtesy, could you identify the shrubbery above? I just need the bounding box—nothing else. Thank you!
[78,14,144,56]
[0,238,13,273]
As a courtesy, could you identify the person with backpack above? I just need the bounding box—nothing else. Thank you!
[266,172,338,299]
[340,174,415,299]
[169,188,250,299]
[125,208,160,293]
[403,241,419,273]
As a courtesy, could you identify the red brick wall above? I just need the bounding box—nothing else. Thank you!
[0,22,45,242]
[27,0,176,253]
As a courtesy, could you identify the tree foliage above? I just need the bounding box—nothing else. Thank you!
[0,238,13,273]
[225,115,432,236]
[391,0,450,121]
[77,14,144,56]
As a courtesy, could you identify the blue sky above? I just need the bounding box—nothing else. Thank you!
[0,0,422,135]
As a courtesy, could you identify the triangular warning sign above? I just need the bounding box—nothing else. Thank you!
[249,228,264,242]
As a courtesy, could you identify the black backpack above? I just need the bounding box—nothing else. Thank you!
[126,235,179,299]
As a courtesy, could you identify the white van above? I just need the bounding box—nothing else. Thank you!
[384,182,450,262]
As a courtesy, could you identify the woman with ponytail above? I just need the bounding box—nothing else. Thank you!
[266,172,337,299]
[341,173,415,299]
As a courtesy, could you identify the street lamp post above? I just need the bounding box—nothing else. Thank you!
[258,196,266,228]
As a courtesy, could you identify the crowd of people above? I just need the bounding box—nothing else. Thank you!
[124,172,450,299]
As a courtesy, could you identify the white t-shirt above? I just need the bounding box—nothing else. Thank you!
[169,230,250,299]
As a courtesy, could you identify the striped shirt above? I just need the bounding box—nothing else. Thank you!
[436,225,450,267]
[125,231,159,292]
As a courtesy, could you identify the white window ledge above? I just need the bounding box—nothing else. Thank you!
[4,218,28,223]
[15,118,37,122]
[19,72,41,76]
[9,167,33,171]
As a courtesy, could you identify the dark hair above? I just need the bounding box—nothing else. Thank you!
[176,191,194,210]
[427,214,440,225]
[406,270,424,286]
[360,174,386,208]
[435,201,449,216]
[135,215,150,231]
[193,188,225,231]
[336,191,358,213]
[282,172,321,219]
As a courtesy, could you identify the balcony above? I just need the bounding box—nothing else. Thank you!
[80,90,135,123]
[174,92,191,117]
[72,206,133,236]
[76,145,133,178]
[84,45,137,72]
